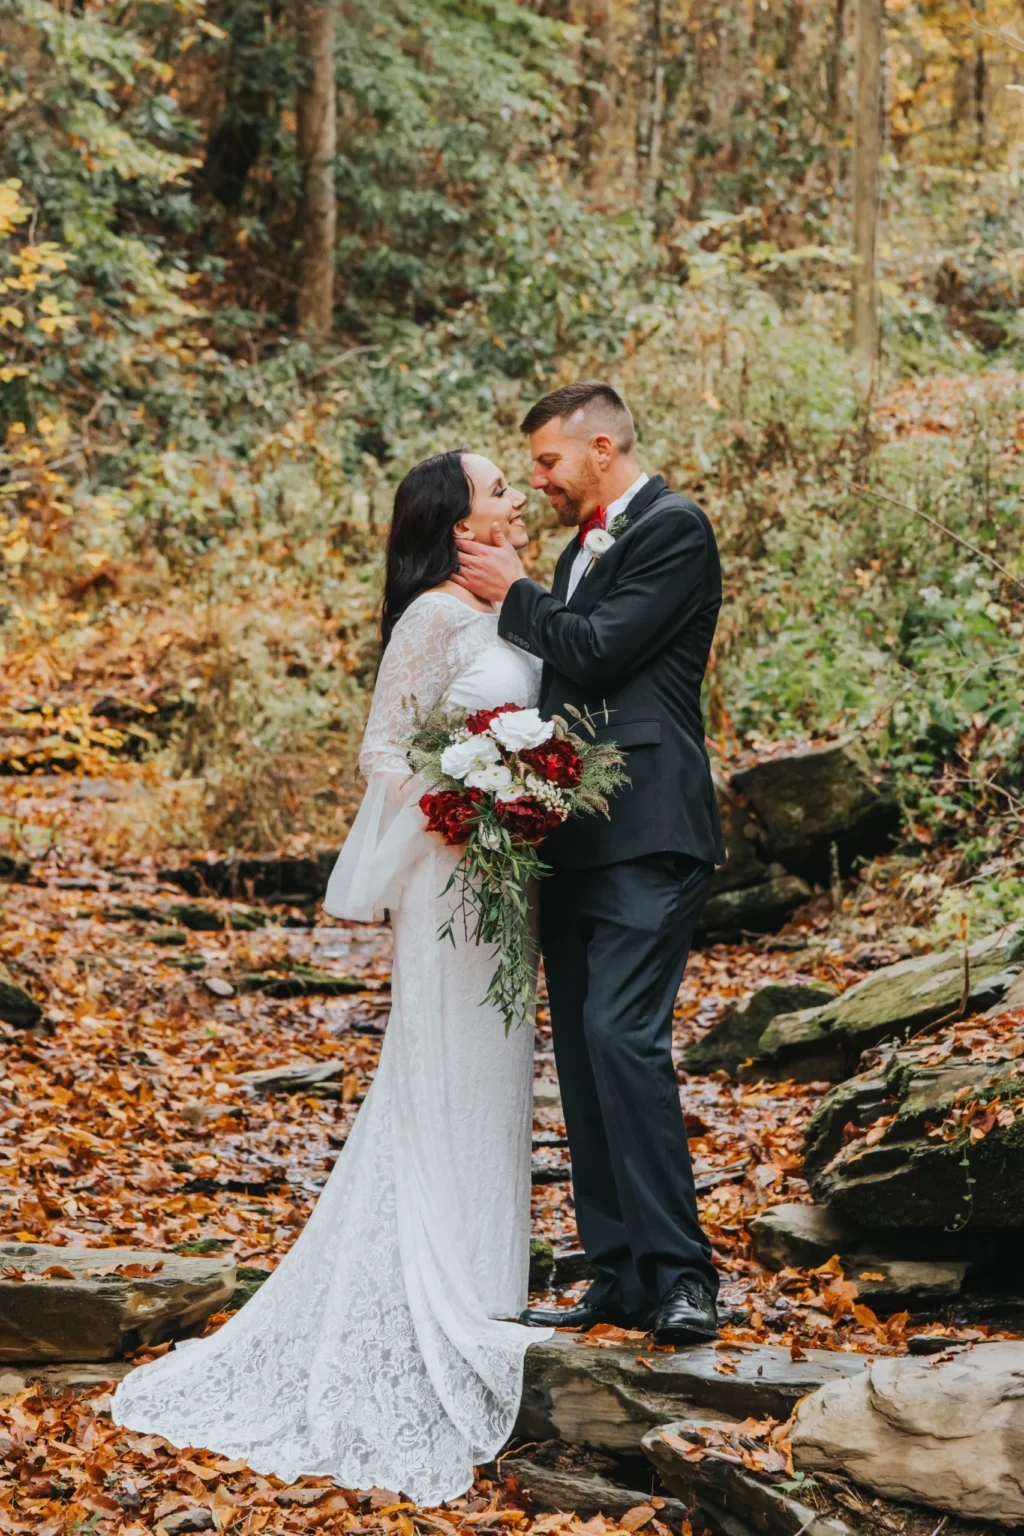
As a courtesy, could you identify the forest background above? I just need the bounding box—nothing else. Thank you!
[1,0,1023,940]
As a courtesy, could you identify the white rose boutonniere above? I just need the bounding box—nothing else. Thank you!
[583,528,616,559]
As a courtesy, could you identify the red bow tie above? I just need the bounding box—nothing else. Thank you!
[578,506,606,546]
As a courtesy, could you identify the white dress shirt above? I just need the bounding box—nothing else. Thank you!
[565,472,649,601]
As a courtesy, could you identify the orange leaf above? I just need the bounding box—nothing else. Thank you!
[620,1507,656,1531]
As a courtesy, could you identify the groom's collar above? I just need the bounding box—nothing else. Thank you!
[603,471,649,525]
[615,473,667,528]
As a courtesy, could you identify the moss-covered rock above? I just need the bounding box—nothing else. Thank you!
[729,735,899,876]
[528,1237,554,1290]
[0,852,30,882]
[0,963,42,1029]
[757,924,1024,1080]
[803,1045,1024,1229]
[684,981,836,1076]
[239,965,364,997]
[698,874,812,938]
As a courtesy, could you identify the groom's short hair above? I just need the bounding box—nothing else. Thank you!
[520,381,636,452]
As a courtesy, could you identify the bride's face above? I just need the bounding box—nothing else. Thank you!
[457,454,529,550]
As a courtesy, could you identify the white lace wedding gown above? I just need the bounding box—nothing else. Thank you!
[111,593,550,1504]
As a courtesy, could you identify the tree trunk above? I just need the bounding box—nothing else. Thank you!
[635,0,664,221]
[827,0,847,120]
[204,0,272,208]
[851,0,883,370]
[295,0,336,338]
[574,0,615,197]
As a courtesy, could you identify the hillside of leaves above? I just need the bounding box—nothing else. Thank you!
[2,0,1023,925]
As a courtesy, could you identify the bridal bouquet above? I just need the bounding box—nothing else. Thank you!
[404,702,627,1031]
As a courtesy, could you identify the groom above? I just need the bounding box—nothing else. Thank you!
[454,381,725,1345]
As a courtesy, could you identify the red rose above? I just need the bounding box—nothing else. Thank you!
[465,702,521,736]
[420,788,484,845]
[519,736,584,788]
[496,797,561,846]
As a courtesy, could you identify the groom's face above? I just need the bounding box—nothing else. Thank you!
[528,417,602,528]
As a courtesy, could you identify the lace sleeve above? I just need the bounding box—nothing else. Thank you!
[359,597,463,776]
[323,597,466,922]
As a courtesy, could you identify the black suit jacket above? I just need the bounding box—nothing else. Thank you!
[499,476,725,870]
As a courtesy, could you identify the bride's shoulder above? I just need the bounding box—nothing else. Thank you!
[396,590,492,635]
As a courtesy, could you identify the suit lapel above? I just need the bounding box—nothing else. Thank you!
[566,476,669,611]
[615,474,666,532]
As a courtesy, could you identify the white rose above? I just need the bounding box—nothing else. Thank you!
[478,823,503,849]
[440,734,500,780]
[583,528,615,558]
[464,762,514,792]
[490,707,554,752]
[495,781,527,803]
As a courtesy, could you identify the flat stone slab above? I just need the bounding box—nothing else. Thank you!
[504,1456,691,1524]
[0,1243,235,1361]
[0,1360,136,1397]
[644,1419,856,1536]
[747,1203,970,1308]
[516,1336,869,1455]
[241,1058,347,1094]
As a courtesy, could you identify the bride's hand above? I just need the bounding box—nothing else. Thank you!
[453,524,527,603]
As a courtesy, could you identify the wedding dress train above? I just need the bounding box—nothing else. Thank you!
[111,593,551,1504]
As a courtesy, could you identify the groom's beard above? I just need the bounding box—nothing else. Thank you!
[550,470,600,527]
[553,492,583,528]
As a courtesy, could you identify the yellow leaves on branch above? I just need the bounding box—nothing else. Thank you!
[1,181,74,348]
[0,179,30,235]
[67,104,199,183]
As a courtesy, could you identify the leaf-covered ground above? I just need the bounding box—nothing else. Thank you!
[1,774,1021,1535]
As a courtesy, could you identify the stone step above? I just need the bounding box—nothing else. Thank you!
[643,1419,856,1536]
[241,1059,347,1095]
[504,1455,692,1525]
[238,966,366,998]
[747,1203,970,1311]
[516,1336,869,1456]
[802,1038,1024,1229]
[160,851,340,902]
[0,1360,135,1397]
[0,1243,234,1362]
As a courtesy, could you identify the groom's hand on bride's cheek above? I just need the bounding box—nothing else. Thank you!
[453,524,526,603]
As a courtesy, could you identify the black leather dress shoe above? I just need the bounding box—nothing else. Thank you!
[651,1279,718,1346]
[519,1294,628,1330]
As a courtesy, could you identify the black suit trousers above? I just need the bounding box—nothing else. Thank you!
[539,853,717,1315]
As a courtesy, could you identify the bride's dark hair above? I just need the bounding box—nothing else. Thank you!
[381,449,473,647]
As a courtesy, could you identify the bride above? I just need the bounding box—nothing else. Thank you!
[111,450,551,1504]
